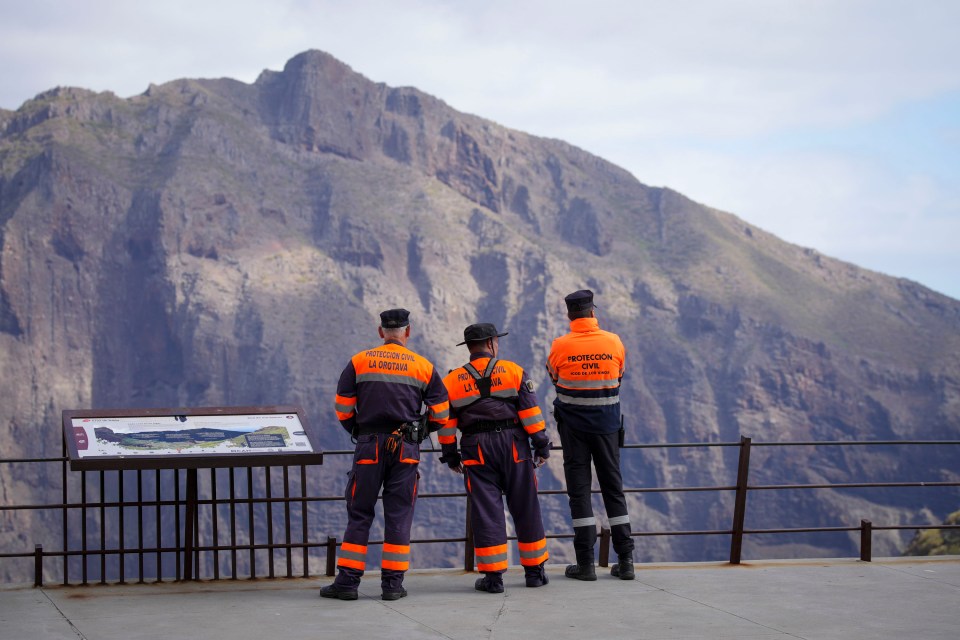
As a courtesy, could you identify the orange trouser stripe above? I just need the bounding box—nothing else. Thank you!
[518,538,548,565]
[337,542,367,570]
[475,543,508,572]
[382,543,410,571]
[517,539,546,551]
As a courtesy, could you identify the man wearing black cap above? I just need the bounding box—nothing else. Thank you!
[440,323,552,593]
[547,290,634,581]
[322,308,450,601]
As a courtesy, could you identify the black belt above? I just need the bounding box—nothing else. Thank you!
[357,424,406,435]
[462,419,519,434]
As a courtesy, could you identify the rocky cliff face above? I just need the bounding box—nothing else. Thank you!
[2,51,959,580]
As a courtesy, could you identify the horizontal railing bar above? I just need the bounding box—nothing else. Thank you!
[6,479,953,513]
[623,442,742,449]
[751,440,960,447]
[630,529,733,537]
[748,481,960,491]
[745,524,960,535]
[745,527,860,534]
[16,523,956,561]
[3,439,959,467]
[625,485,738,494]
[873,524,960,531]
[2,483,743,512]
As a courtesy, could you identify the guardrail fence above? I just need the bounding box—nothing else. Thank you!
[1,436,958,587]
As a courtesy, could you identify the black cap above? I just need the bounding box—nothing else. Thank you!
[380,308,410,328]
[456,322,509,346]
[564,289,597,312]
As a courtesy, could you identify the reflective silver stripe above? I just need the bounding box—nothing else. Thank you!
[572,517,597,528]
[382,551,410,564]
[476,551,508,564]
[438,426,457,437]
[519,547,546,560]
[356,373,427,389]
[557,377,620,389]
[520,413,543,427]
[451,395,479,409]
[335,402,355,414]
[608,515,630,526]
[557,394,621,406]
[432,407,450,420]
[451,389,519,408]
[339,548,366,562]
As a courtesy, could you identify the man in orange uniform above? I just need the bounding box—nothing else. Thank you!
[440,323,552,593]
[547,290,635,581]
[322,308,450,601]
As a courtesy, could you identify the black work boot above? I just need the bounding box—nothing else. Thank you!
[475,572,505,593]
[610,552,635,580]
[381,586,408,601]
[564,561,597,581]
[320,583,359,600]
[524,562,549,587]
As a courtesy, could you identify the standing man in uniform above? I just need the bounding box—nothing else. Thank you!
[439,323,552,593]
[322,308,450,601]
[547,290,635,581]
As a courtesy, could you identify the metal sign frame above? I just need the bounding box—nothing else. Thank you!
[62,405,323,471]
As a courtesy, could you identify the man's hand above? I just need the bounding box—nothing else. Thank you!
[439,451,463,474]
[533,442,551,468]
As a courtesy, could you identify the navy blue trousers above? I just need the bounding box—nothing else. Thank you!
[461,428,548,573]
[335,432,419,591]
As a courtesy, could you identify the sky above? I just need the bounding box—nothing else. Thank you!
[2,0,958,300]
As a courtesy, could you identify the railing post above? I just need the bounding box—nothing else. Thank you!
[326,536,337,577]
[34,544,43,587]
[183,468,198,581]
[729,435,752,564]
[598,527,611,568]
[860,519,873,562]
[464,495,475,572]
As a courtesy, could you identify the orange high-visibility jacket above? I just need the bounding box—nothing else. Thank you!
[547,317,625,434]
[334,340,449,433]
[439,355,546,447]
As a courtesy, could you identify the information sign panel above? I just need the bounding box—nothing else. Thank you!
[62,405,322,471]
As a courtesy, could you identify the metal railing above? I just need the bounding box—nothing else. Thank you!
[1,436,958,586]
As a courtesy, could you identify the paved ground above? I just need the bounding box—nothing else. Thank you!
[1,557,958,640]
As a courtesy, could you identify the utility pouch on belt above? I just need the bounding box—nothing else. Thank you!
[401,413,428,444]
[618,415,625,448]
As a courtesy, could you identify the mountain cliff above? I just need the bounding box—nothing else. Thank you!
[1,51,958,579]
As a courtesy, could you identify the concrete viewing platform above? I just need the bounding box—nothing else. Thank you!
[1,557,958,640]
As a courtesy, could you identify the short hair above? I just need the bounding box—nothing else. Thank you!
[466,338,492,354]
[382,326,407,340]
[567,308,593,320]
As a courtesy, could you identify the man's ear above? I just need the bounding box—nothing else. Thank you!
[405,326,411,338]
[378,326,385,339]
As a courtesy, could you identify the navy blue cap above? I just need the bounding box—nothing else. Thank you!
[564,289,597,312]
[380,308,410,328]
[457,323,508,346]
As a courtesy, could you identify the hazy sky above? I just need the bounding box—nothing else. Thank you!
[2,0,958,299]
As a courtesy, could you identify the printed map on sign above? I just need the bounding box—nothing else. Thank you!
[70,413,313,459]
